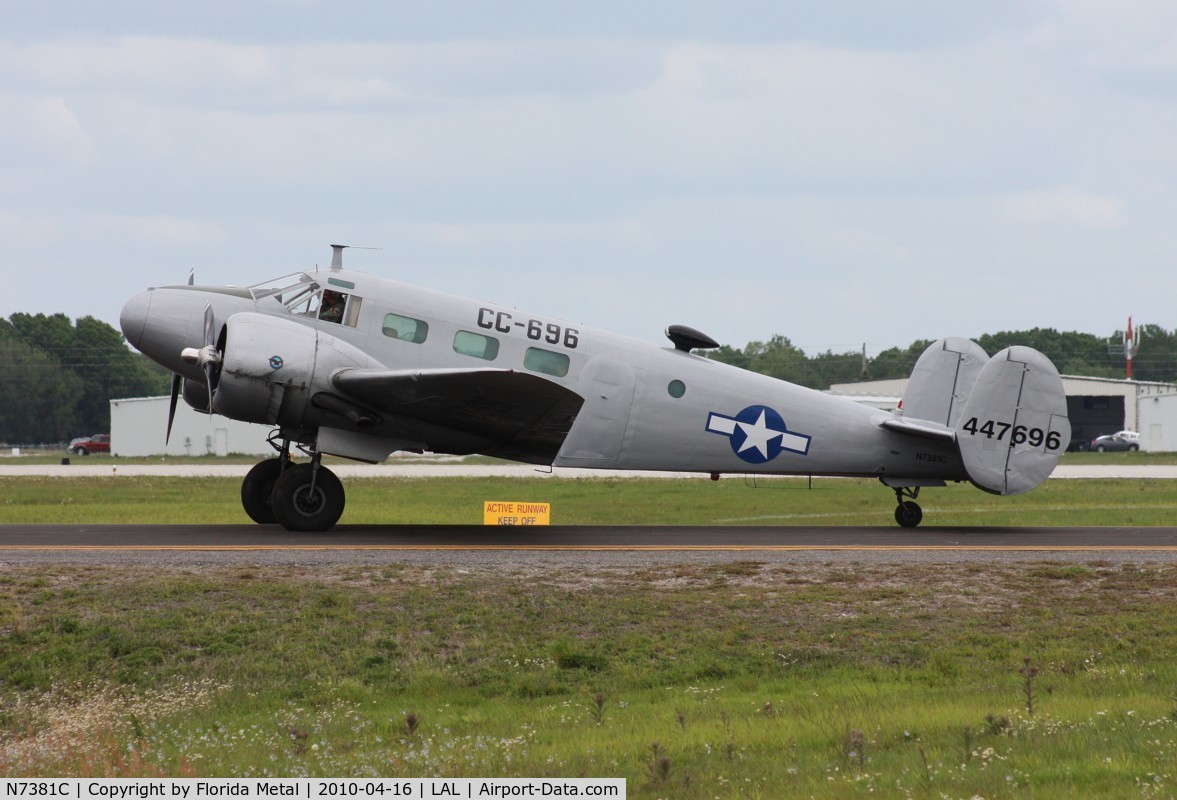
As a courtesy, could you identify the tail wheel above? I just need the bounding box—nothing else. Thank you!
[271,463,345,532]
[240,458,286,524]
[895,501,923,528]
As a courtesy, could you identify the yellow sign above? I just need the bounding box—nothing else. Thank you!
[483,501,551,526]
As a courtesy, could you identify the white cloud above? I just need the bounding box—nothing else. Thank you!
[3,4,1177,354]
[32,96,97,162]
[1004,189,1124,230]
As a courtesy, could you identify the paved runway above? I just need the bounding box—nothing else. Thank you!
[3,462,1177,478]
[2,523,1176,551]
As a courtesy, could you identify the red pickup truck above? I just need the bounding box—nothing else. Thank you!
[68,434,110,455]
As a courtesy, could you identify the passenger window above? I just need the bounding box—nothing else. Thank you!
[454,330,500,361]
[524,347,570,377]
[383,313,429,343]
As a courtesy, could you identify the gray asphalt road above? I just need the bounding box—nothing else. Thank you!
[3,523,1175,550]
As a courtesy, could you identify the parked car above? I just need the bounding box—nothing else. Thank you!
[68,434,110,455]
[1090,430,1140,452]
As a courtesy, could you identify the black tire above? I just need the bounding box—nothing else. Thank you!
[1129,444,1139,452]
[1095,445,1106,452]
[240,459,286,524]
[271,463,345,532]
[894,501,923,528]
[73,446,88,455]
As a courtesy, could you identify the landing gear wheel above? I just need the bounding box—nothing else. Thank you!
[271,463,345,532]
[240,458,286,524]
[895,501,923,528]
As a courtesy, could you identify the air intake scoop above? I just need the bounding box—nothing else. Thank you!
[665,324,720,352]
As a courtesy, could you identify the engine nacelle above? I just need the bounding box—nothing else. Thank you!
[211,312,382,429]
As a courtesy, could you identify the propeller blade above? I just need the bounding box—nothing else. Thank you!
[202,302,218,415]
[204,364,215,416]
[203,302,216,347]
[188,268,195,286]
[165,373,182,444]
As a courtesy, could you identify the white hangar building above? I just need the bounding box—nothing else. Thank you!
[829,375,1177,452]
[110,396,273,457]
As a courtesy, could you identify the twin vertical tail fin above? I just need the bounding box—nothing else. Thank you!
[954,346,1070,495]
[901,339,1071,496]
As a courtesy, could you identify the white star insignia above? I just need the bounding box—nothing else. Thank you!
[736,410,780,458]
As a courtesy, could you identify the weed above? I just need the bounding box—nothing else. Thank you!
[845,727,866,771]
[646,742,671,784]
[985,713,1011,736]
[959,724,975,765]
[403,710,420,738]
[1020,657,1040,717]
[589,692,606,726]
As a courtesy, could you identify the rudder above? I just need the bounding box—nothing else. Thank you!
[955,346,1070,495]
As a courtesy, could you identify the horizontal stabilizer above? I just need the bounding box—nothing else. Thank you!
[879,416,955,442]
[954,346,1070,495]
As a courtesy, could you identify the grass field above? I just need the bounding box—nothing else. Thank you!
[0,559,1174,797]
[1,473,1176,796]
[3,471,1177,526]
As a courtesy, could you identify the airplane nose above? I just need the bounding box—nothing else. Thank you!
[120,290,152,350]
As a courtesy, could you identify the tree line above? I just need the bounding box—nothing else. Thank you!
[707,325,1177,389]
[0,314,168,445]
[1,311,1173,445]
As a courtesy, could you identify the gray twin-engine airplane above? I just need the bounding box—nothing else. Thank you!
[120,246,1071,532]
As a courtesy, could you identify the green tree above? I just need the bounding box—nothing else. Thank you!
[1,313,168,442]
[976,329,1118,378]
[709,324,1177,391]
[0,340,84,443]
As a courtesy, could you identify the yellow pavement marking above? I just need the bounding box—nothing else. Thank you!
[1,545,1176,552]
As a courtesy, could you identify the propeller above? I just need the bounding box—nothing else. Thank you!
[165,373,182,444]
[165,269,196,444]
[164,270,217,444]
[180,301,223,419]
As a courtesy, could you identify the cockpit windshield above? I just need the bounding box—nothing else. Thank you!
[249,273,322,315]
[248,272,363,327]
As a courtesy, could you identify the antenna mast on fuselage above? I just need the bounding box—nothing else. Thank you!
[328,244,381,271]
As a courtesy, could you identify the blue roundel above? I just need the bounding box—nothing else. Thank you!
[728,405,788,464]
[269,355,284,370]
[706,404,812,464]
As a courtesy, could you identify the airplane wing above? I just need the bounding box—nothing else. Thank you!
[331,367,584,464]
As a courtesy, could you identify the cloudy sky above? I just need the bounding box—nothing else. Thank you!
[3,1,1175,357]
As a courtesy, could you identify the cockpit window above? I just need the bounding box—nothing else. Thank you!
[250,273,317,302]
[319,290,346,323]
[248,273,364,327]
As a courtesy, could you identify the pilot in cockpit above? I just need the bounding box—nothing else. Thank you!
[319,290,346,323]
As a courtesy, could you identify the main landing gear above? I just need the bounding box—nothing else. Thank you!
[893,486,923,528]
[241,439,345,532]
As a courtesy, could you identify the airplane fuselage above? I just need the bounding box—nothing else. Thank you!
[122,265,966,483]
